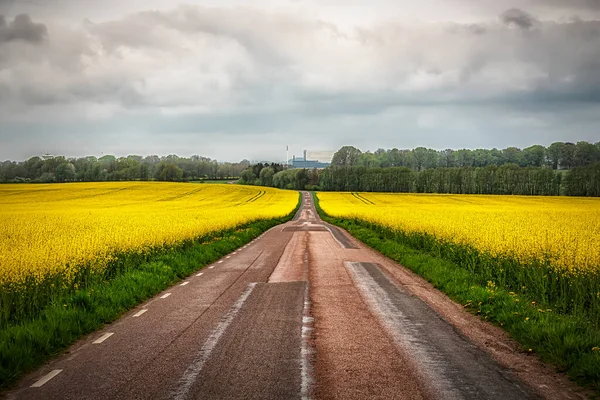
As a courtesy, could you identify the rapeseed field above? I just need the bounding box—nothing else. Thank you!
[317,192,600,274]
[0,182,297,323]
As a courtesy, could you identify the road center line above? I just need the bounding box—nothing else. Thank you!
[161,293,172,299]
[170,282,257,400]
[93,332,114,344]
[180,282,189,286]
[133,309,148,317]
[31,369,63,388]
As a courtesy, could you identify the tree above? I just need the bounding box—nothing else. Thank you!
[259,167,275,186]
[140,164,150,181]
[331,146,362,166]
[440,149,456,167]
[523,145,545,167]
[501,147,523,166]
[55,162,76,183]
[574,141,600,167]
[294,169,309,189]
[560,142,576,169]
[240,169,257,184]
[155,162,183,181]
[546,142,565,169]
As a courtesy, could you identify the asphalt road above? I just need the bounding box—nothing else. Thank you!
[6,192,566,399]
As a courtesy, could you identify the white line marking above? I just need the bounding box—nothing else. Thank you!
[170,283,257,400]
[301,283,314,400]
[226,256,231,259]
[31,370,62,388]
[196,272,204,277]
[233,252,237,255]
[217,261,223,264]
[133,309,148,317]
[209,266,215,269]
[180,282,189,286]
[93,332,114,344]
[161,293,172,299]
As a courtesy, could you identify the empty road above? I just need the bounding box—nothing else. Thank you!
[6,192,581,399]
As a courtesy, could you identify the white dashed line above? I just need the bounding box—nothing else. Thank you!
[170,283,257,400]
[232,252,237,255]
[196,272,204,277]
[161,293,172,299]
[31,370,63,388]
[180,282,189,286]
[133,309,148,317]
[217,261,223,264]
[93,332,114,344]
[226,256,231,259]
[209,266,215,269]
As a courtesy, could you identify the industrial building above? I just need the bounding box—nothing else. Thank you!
[288,150,333,169]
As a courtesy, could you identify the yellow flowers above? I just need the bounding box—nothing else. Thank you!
[317,192,600,275]
[0,182,297,287]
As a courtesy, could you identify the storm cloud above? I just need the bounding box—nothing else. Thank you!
[0,13,47,43]
[501,8,537,29]
[0,1,599,161]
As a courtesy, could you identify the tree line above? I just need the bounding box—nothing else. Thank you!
[239,142,600,196]
[331,141,600,171]
[0,154,249,183]
[238,162,318,190]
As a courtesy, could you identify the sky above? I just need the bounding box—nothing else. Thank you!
[0,0,599,162]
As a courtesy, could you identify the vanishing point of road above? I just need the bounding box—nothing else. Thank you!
[6,193,584,399]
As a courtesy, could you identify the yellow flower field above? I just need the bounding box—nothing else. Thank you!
[317,192,600,274]
[0,182,298,287]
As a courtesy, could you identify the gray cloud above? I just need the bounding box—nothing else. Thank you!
[0,4,599,161]
[501,8,537,30]
[0,13,47,43]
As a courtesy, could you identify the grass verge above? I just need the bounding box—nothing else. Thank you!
[0,193,301,389]
[313,192,600,393]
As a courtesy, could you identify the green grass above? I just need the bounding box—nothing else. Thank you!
[0,193,301,389]
[313,192,600,393]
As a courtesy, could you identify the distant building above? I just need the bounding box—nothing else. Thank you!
[288,150,332,169]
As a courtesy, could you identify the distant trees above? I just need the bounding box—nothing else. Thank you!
[155,163,183,182]
[331,146,362,166]
[327,141,600,171]
[0,154,248,183]
[319,165,563,195]
[55,162,76,183]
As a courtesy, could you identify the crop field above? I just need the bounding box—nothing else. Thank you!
[317,192,600,317]
[0,182,298,324]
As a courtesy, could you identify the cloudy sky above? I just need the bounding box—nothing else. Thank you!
[1,0,599,162]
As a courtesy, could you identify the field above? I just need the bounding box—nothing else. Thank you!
[0,182,298,325]
[317,193,600,275]
[316,192,600,387]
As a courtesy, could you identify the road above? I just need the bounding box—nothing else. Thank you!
[6,192,579,399]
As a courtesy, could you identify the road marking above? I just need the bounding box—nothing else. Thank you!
[31,369,63,388]
[93,332,114,344]
[196,272,204,277]
[209,266,215,269]
[301,284,314,400]
[226,256,231,259]
[233,252,237,255]
[161,293,172,299]
[133,309,148,317]
[180,282,189,286]
[217,261,223,264]
[170,283,257,400]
